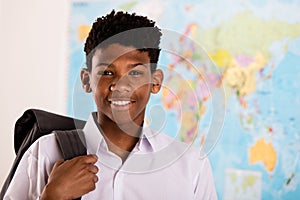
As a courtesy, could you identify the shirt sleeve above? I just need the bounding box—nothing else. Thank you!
[3,135,59,200]
[194,157,218,200]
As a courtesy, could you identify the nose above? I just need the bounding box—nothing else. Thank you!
[110,74,131,92]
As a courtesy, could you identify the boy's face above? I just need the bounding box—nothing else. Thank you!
[81,44,163,127]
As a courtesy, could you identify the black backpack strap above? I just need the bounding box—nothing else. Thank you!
[54,130,87,200]
[54,130,87,160]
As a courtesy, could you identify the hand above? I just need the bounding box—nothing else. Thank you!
[40,154,99,200]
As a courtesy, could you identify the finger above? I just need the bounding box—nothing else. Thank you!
[71,155,97,165]
[80,154,98,164]
[94,175,99,183]
[88,164,99,174]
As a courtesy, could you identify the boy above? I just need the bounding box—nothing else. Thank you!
[3,10,217,199]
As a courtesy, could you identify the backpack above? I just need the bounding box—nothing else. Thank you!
[0,109,87,200]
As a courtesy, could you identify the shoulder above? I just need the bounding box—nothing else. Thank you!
[26,132,63,162]
[145,129,214,171]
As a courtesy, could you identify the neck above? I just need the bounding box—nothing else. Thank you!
[102,123,142,151]
[97,114,143,161]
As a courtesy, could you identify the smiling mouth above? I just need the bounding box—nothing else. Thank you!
[109,99,136,108]
[109,100,133,111]
[110,100,131,106]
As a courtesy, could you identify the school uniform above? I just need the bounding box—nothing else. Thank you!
[4,113,217,200]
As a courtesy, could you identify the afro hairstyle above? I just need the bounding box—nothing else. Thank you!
[84,10,162,72]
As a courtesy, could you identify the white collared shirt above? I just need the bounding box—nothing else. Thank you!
[4,113,217,200]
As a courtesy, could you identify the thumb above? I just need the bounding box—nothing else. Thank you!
[52,159,64,170]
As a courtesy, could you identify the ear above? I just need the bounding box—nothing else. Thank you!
[151,69,164,94]
[80,68,92,93]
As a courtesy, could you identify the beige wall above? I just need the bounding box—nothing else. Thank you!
[0,0,70,187]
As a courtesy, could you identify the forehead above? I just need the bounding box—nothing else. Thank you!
[91,44,150,66]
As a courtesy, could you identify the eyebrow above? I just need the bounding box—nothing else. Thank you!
[95,63,111,68]
[129,63,148,68]
[95,62,148,68]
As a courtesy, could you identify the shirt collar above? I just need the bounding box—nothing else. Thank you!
[82,113,102,154]
[82,113,157,154]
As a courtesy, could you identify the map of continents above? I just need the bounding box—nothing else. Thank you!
[69,0,300,199]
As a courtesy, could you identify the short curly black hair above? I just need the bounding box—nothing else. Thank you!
[84,10,162,72]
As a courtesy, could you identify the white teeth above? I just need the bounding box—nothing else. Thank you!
[111,101,130,106]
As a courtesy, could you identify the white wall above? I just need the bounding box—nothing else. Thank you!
[0,0,70,187]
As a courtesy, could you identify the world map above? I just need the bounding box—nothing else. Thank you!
[68,0,300,199]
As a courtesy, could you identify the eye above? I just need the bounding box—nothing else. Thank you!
[98,70,114,76]
[128,70,144,76]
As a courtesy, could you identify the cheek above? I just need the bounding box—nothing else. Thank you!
[131,77,152,91]
[134,84,152,101]
[91,76,109,93]
[91,79,109,104]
